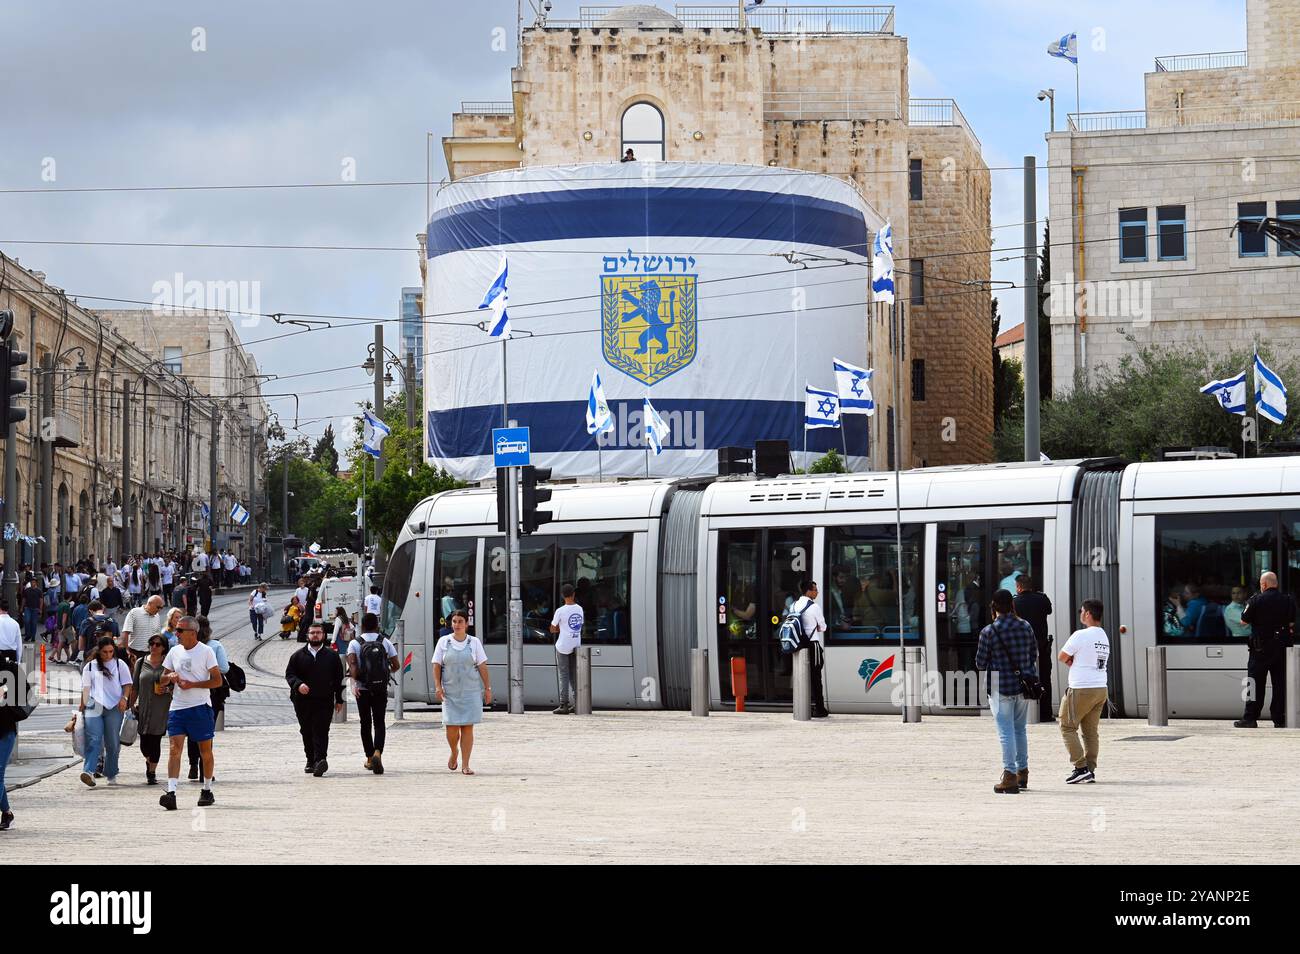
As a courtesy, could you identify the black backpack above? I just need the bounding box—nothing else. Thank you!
[225,662,246,693]
[358,638,390,693]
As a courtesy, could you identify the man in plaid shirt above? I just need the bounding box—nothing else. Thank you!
[976,589,1039,795]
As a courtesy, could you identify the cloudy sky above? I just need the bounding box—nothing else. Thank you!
[0,0,1248,451]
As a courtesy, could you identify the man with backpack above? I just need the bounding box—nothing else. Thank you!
[788,580,829,718]
[346,612,398,774]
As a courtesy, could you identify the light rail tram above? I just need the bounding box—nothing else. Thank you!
[378,457,1300,719]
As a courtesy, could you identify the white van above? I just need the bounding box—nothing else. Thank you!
[316,576,363,635]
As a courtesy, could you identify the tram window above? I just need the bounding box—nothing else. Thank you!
[379,540,416,638]
[433,539,476,635]
[1155,513,1274,643]
[826,525,923,644]
[558,533,633,645]
[994,526,1043,595]
[1283,513,1300,630]
[719,532,760,642]
[485,537,555,645]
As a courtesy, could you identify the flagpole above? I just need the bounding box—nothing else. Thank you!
[892,300,910,723]
[1075,60,1081,118]
[501,338,508,429]
[839,422,850,473]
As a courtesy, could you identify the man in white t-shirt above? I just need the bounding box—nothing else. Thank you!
[160,559,175,605]
[0,600,22,659]
[122,595,164,661]
[158,616,221,810]
[346,612,399,773]
[364,585,382,616]
[223,551,237,588]
[1058,599,1111,784]
[194,549,209,575]
[549,584,584,715]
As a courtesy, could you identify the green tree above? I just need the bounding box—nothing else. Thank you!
[808,448,847,473]
[1035,221,1053,404]
[1029,340,1298,461]
[311,424,340,476]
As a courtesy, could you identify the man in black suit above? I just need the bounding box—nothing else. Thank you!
[285,620,345,776]
[1014,576,1055,721]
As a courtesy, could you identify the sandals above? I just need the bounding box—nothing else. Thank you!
[461,766,475,776]
[447,754,458,771]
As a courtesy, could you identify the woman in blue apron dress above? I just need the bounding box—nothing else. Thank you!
[433,609,492,775]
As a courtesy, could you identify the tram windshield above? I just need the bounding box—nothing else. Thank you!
[379,540,416,637]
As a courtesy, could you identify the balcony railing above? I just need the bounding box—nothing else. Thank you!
[765,90,901,122]
[1068,100,1300,131]
[544,5,895,33]
[1154,50,1247,72]
[909,98,981,147]
[459,101,513,115]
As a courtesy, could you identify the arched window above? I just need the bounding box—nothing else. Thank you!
[621,102,665,161]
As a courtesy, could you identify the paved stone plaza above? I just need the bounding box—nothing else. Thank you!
[6,701,1297,864]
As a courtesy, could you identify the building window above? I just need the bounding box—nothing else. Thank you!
[1277,200,1300,256]
[1238,201,1268,257]
[909,159,923,200]
[911,259,924,304]
[912,359,925,401]
[1119,207,1148,262]
[162,346,182,374]
[1157,205,1187,261]
[621,102,665,162]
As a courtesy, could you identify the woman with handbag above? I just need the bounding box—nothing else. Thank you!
[78,636,133,788]
[332,606,354,655]
[132,634,173,785]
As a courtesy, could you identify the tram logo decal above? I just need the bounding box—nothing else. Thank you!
[859,655,895,693]
[601,257,697,386]
[402,652,413,675]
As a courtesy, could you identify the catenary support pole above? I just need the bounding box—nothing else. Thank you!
[372,324,386,585]
[394,618,405,721]
[1023,155,1041,462]
[507,444,523,715]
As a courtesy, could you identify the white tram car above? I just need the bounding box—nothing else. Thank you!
[380,457,1300,719]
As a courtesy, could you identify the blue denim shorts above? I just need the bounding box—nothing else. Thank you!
[166,704,215,741]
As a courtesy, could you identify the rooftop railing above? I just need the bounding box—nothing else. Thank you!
[909,98,980,147]
[1068,100,1300,131]
[459,101,514,115]
[1154,50,1247,72]
[765,90,901,121]
[542,4,895,33]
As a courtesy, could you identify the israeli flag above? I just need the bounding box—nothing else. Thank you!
[833,358,875,415]
[1048,32,1078,64]
[230,502,250,527]
[1254,353,1288,425]
[871,223,895,304]
[362,409,390,458]
[805,385,841,429]
[1200,370,1248,416]
[309,541,321,555]
[644,397,670,455]
[478,255,511,339]
[200,502,210,523]
[586,370,614,436]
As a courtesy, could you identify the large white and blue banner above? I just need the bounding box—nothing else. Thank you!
[424,162,885,480]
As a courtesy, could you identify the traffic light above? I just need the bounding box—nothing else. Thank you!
[0,309,27,429]
[347,528,364,553]
[520,465,552,535]
[495,467,508,533]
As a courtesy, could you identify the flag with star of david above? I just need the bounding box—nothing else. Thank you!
[833,358,875,416]
[804,385,841,430]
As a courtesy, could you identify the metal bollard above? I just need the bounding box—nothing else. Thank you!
[690,647,709,717]
[903,646,923,723]
[1147,645,1168,727]
[575,646,592,715]
[332,696,347,723]
[394,619,405,721]
[1287,645,1299,731]
[22,641,35,675]
[792,647,811,721]
[215,708,225,732]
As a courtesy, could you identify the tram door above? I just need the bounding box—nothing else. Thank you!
[716,528,813,705]
[935,520,1044,707]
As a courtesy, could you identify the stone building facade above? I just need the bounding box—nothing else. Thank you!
[1046,0,1300,395]
[0,253,269,570]
[441,3,992,468]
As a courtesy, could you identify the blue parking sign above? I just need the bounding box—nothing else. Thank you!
[493,427,531,467]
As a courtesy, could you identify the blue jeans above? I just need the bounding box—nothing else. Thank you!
[0,730,16,812]
[989,690,1029,773]
[23,608,40,643]
[83,704,125,779]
